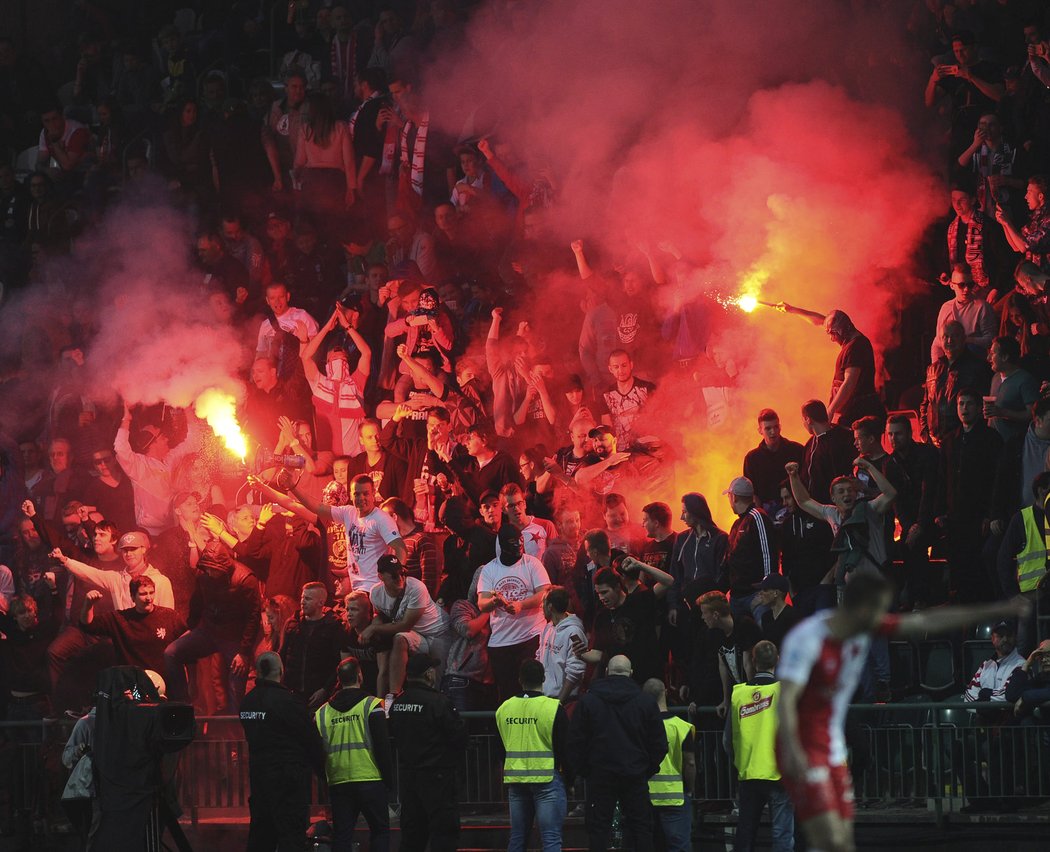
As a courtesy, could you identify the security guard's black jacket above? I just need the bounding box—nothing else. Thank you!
[239,678,326,776]
[387,681,467,769]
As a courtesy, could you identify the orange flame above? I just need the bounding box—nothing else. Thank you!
[194,388,247,461]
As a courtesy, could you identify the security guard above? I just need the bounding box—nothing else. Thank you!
[997,474,1050,650]
[496,660,572,852]
[725,640,794,852]
[315,658,394,852]
[642,678,695,852]
[239,651,326,852]
[387,653,467,852]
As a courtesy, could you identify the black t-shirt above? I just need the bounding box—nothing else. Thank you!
[760,605,802,651]
[833,334,877,401]
[710,615,762,687]
[640,534,676,574]
[592,589,661,682]
[348,450,405,503]
[83,605,188,673]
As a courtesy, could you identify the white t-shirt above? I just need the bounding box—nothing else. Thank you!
[477,554,551,648]
[370,577,443,637]
[257,307,319,352]
[329,504,402,590]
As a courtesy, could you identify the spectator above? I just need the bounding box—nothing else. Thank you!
[640,501,677,574]
[1005,640,1050,719]
[938,389,1003,602]
[946,185,995,295]
[956,113,1026,216]
[478,523,552,703]
[924,30,1004,155]
[292,473,405,592]
[886,415,940,608]
[113,404,201,535]
[268,70,307,177]
[53,531,174,611]
[964,620,1024,704]
[37,106,91,184]
[930,265,997,362]
[81,446,137,533]
[642,678,695,852]
[280,581,351,708]
[541,503,583,589]
[0,578,63,723]
[314,657,394,852]
[567,654,668,852]
[294,91,356,237]
[743,409,806,515]
[601,492,647,555]
[257,280,318,358]
[823,310,885,426]
[600,349,656,448]
[578,562,671,684]
[153,491,210,619]
[352,420,406,503]
[776,480,836,616]
[442,567,494,711]
[751,574,800,650]
[80,578,187,673]
[537,586,587,702]
[921,320,993,446]
[800,399,856,504]
[233,501,322,599]
[381,497,439,593]
[457,421,523,504]
[721,477,777,618]
[163,541,261,712]
[499,483,557,560]
[300,309,372,457]
[996,174,1050,272]
[786,460,897,591]
[697,590,762,721]
[986,335,1040,441]
[363,554,450,697]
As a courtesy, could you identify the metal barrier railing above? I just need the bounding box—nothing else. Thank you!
[1,701,1048,838]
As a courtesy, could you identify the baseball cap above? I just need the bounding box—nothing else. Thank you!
[754,573,790,594]
[377,554,403,578]
[723,477,755,498]
[991,620,1016,636]
[405,653,439,678]
[117,531,150,551]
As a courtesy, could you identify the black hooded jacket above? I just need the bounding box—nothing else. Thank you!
[568,674,668,778]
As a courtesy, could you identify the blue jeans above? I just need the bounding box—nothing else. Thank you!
[508,774,566,852]
[653,801,691,852]
[736,779,794,852]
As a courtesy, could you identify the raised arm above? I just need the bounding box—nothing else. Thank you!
[856,456,897,515]
[246,475,318,524]
[894,595,1029,641]
[785,462,825,520]
[574,452,631,489]
[773,302,826,326]
[570,239,594,280]
[622,556,674,597]
[301,311,340,383]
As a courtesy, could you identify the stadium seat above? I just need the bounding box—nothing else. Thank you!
[918,640,956,697]
[889,641,918,700]
[961,640,994,681]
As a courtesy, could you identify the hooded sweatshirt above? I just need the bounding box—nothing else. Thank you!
[537,614,587,699]
[568,675,668,778]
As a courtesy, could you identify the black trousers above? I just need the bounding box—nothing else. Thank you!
[329,780,390,852]
[398,766,459,852]
[247,764,312,852]
[489,636,540,704]
[585,772,653,852]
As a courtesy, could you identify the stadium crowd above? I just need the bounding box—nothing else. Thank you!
[4,0,1050,849]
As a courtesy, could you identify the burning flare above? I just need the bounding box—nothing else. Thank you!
[194,388,247,461]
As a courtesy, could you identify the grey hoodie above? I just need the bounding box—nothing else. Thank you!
[537,614,587,699]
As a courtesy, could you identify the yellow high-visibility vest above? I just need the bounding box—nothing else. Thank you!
[648,715,694,807]
[1019,505,1049,593]
[315,695,382,785]
[496,694,559,784]
[730,680,780,781]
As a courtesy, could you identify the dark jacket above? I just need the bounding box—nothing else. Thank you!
[776,509,834,593]
[188,561,262,658]
[239,678,326,777]
[239,514,322,599]
[743,439,805,509]
[670,528,729,613]
[324,686,395,787]
[387,681,468,770]
[280,609,352,701]
[724,507,777,595]
[802,425,855,504]
[568,675,668,779]
[938,422,1002,522]
[889,440,939,530]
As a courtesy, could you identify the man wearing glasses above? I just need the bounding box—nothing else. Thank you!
[82,447,137,532]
